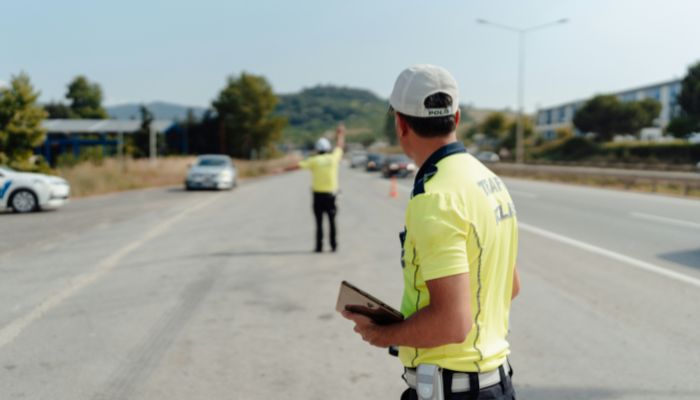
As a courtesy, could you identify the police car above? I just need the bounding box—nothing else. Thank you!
[0,166,70,213]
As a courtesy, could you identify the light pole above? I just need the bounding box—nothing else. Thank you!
[477,18,568,164]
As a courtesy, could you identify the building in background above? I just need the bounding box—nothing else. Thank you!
[536,79,683,140]
[39,120,178,165]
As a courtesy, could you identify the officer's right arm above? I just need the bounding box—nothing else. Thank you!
[384,197,473,348]
[335,123,346,151]
[298,159,311,169]
[383,275,472,350]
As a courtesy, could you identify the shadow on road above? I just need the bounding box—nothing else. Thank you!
[166,187,235,194]
[658,247,700,270]
[516,385,700,399]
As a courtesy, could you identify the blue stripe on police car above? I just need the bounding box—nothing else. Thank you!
[0,180,12,199]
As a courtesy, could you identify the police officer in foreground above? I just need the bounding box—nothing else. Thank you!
[343,65,521,399]
[299,124,345,253]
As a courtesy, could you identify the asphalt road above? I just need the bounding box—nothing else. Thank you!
[0,166,698,399]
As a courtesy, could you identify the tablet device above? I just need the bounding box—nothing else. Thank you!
[336,280,403,325]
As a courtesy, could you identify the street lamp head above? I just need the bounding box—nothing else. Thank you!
[557,18,569,24]
[476,18,488,24]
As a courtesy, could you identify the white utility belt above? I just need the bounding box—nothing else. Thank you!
[403,363,510,393]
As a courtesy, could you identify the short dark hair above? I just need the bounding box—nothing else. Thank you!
[394,92,457,138]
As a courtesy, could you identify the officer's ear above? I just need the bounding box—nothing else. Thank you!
[395,113,410,139]
[454,109,460,126]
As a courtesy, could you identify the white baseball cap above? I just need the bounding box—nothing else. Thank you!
[315,137,332,152]
[389,64,459,118]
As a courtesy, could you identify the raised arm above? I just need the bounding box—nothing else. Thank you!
[335,123,346,150]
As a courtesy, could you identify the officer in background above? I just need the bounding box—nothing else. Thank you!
[343,65,520,399]
[299,124,345,253]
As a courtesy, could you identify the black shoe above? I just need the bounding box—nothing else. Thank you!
[331,245,337,252]
[314,247,323,253]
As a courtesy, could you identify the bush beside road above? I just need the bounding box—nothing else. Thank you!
[528,136,700,167]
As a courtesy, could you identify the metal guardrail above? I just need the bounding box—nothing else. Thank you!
[490,163,700,195]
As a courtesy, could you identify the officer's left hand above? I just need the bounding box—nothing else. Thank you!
[341,310,392,348]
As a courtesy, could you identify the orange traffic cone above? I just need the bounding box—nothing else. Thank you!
[390,176,398,198]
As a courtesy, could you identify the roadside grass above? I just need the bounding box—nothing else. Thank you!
[494,170,700,199]
[58,155,301,198]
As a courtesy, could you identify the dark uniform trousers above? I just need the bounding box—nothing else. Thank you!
[312,192,337,251]
[400,364,516,400]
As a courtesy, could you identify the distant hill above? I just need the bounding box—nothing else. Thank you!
[104,92,506,147]
[275,85,387,145]
[107,101,207,121]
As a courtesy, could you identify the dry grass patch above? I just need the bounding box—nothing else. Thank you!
[58,155,301,198]
[495,170,700,199]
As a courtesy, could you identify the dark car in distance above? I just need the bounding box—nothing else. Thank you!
[381,154,416,178]
[365,153,386,172]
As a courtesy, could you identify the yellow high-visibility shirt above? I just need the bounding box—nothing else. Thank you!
[399,142,518,373]
[299,147,343,193]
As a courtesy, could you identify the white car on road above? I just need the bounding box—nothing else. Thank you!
[185,155,237,190]
[0,166,70,213]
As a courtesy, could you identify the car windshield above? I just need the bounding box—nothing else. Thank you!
[388,155,410,163]
[197,158,228,167]
[367,154,384,162]
[0,166,15,174]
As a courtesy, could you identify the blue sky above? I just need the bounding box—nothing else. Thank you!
[2,0,698,111]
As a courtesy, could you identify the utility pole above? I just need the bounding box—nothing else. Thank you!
[477,18,568,164]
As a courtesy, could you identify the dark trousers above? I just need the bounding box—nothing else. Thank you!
[400,365,515,400]
[312,192,337,251]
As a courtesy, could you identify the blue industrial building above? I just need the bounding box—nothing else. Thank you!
[535,79,683,140]
[38,119,178,165]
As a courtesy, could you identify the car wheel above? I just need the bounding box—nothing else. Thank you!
[10,189,38,213]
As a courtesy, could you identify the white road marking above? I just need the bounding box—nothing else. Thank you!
[508,190,537,199]
[630,212,700,230]
[0,195,219,350]
[519,222,700,289]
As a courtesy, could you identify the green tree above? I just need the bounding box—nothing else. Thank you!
[44,101,72,119]
[667,61,700,137]
[182,108,198,153]
[479,112,509,140]
[638,98,662,122]
[573,95,661,141]
[678,61,700,118]
[572,95,621,141]
[131,105,154,157]
[617,98,661,134]
[66,75,108,119]
[463,112,511,150]
[501,116,535,151]
[139,104,154,133]
[213,72,286,159]
[665,115,698,138]
[555,126,574,139]
[0,73,47,168]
